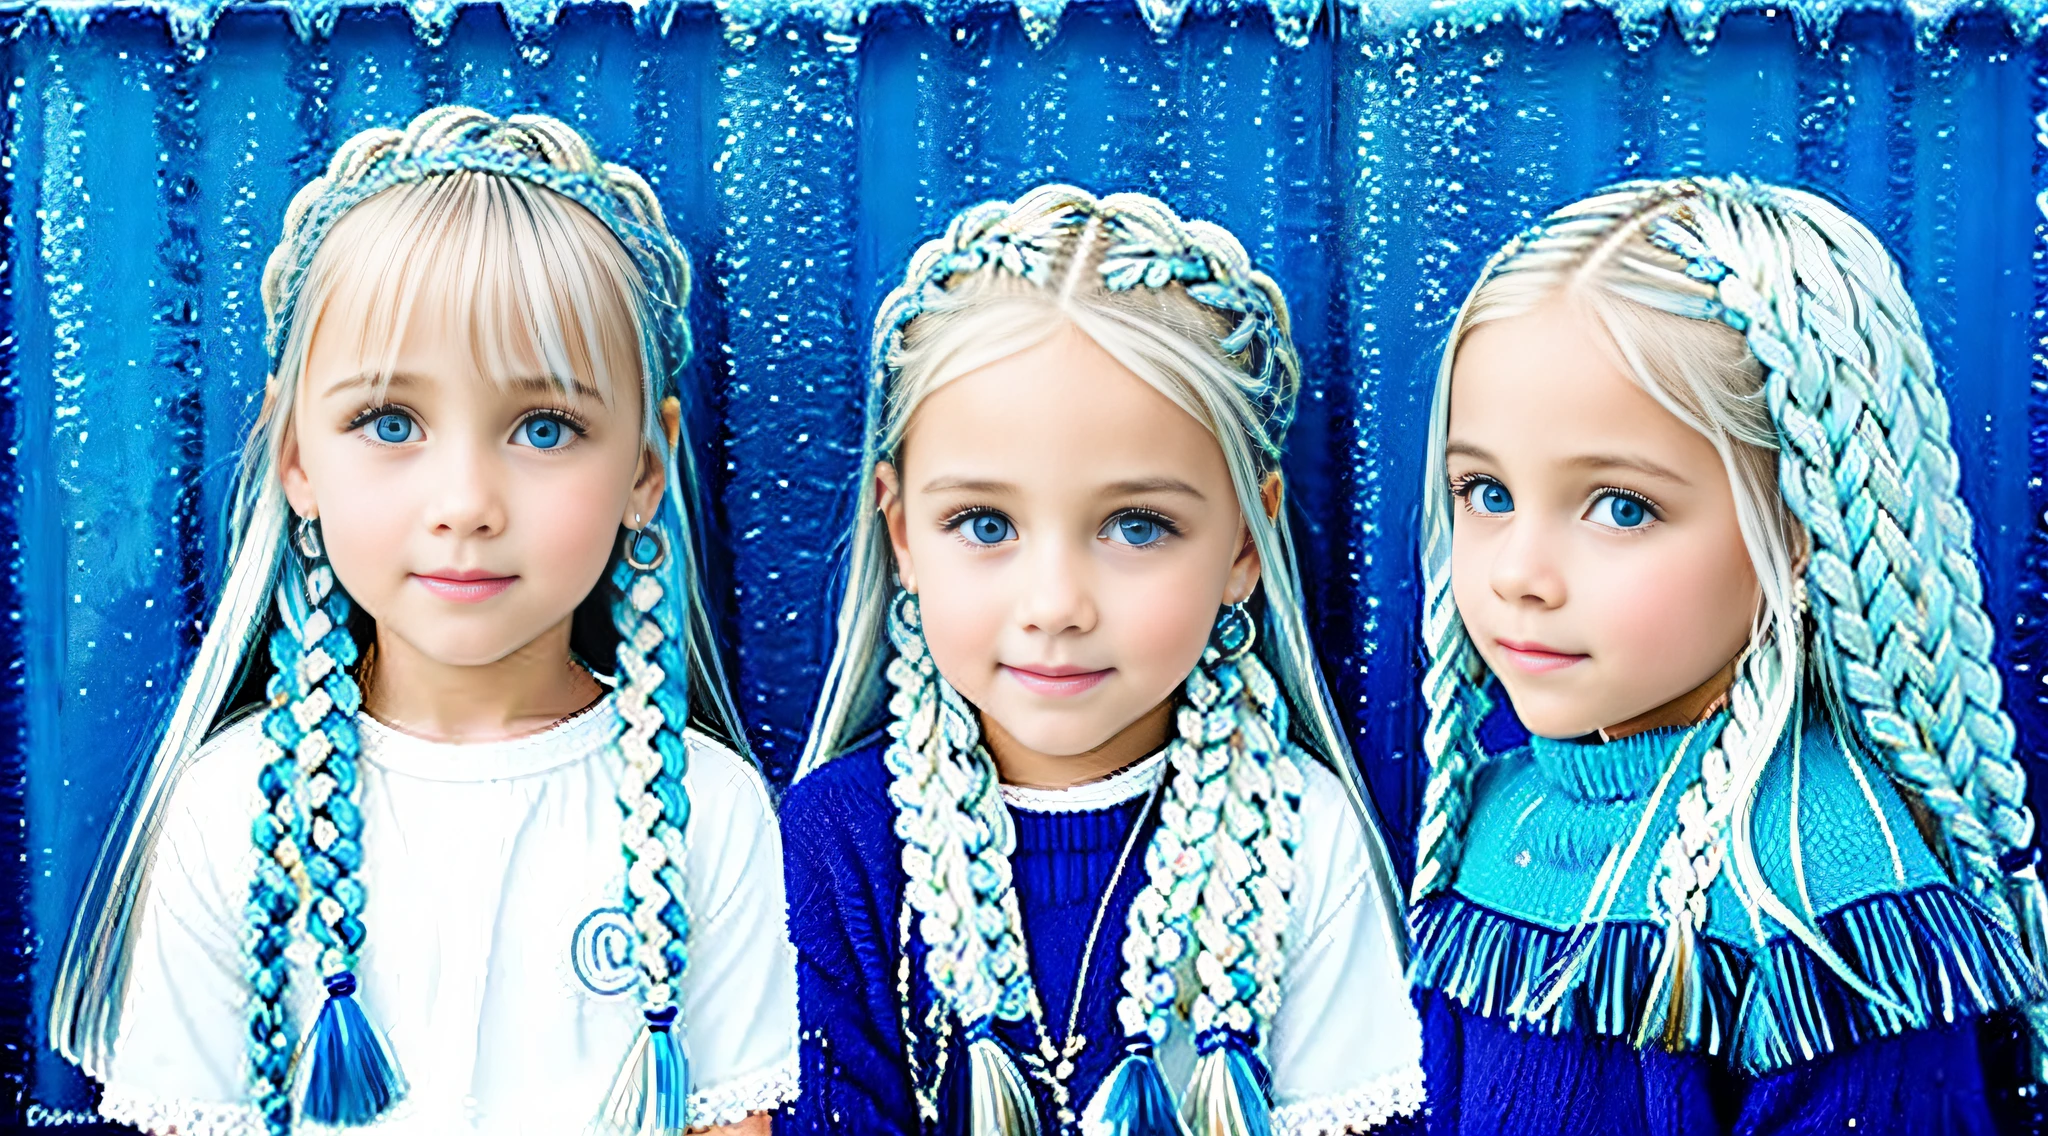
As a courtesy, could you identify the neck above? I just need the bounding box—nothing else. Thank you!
[361,618,602,743]
[982,698,1174,790]
[1599,654,1741,742]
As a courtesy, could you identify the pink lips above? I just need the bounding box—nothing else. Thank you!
[1495,638,1588,675]
[412,569,517,604]
[1002,663,1113,698]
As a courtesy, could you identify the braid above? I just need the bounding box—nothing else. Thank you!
[246,615,310,1136]
[245,520,400,1133]
[609,527,694,1009]
[1694,198,2011,914]
[1408,554,1494,904]
[881,591,1042,1128]
[1636,642,1789,1048]
[592,520,710,1133]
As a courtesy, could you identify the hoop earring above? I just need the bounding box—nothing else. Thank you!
[623,525,668,572]
[295,514,324,560]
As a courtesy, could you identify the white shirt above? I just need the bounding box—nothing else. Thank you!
[1002,751,1426,1135]
[100,696,799,1136]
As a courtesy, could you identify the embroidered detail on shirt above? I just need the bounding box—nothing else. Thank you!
[689,1054,801,1127]
[100,1091,267,1136]
[1270,1066,1426,1136]
[571,905,640,996]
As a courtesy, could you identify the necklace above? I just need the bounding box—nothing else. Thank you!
[1018,773,1167,1131]
[357,646,605,740]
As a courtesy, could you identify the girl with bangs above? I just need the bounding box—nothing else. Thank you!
[48,107,798,1136]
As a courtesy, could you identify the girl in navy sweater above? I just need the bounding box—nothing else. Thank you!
[780,185,1426,1136]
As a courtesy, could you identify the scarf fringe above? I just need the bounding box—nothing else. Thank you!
[1411,884,2041,1075]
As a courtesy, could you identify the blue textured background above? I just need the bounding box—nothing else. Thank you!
[3,0,2047,1123]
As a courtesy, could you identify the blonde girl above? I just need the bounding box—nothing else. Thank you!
[47,107,798,1136]
[780,185,1426,1136]
[1408,176,2047,1133]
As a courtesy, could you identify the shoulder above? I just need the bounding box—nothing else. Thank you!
[780,736,899,844]
[168,709,274,828]
[680,727,777,818]
[1714,723,2043,1075]
[1731,721,1952,925]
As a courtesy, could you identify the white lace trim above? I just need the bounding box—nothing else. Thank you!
[689,1054,800,1127]
[99,1089,266,1136]
[1272,1066,1426,1136]
[1000,748,1168,813]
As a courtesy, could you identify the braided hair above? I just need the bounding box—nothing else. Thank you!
[1413,175,2047,1048]
[802,185,1404,1135]
[51,107,743,1135]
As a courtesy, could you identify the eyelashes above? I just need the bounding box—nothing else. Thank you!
[1447,473,1663,529]
[934,505,1186,548]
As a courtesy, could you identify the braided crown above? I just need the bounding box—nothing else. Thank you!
[258,105,692,384]
[869,184,1301,462]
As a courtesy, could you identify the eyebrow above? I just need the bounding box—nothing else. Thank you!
[1445,440,1691,486]
[323,370,606,404]
[918,475,1208,500]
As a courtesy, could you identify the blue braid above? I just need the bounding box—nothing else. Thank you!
[595,518,699,1131]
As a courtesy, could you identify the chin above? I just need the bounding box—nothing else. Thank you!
[1500,693,1601,741]
[983,711,1121,759]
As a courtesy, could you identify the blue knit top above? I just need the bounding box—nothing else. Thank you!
[781,738,1426,1135]
[1409,716,2043,1134]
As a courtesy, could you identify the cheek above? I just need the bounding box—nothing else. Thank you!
[1113,566,1223,682]
[1587,533,1756,680]
[900,537,1008,698]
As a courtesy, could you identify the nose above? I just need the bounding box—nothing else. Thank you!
[1487,512,1567,610]
[1016,535,1097,637]
[421,436,507,538]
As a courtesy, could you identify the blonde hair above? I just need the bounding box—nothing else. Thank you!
[799,185,1409,1128]
[50,110,742,1110]
[1415,178,2036,1046]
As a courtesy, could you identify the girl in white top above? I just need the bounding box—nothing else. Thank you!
[45,107,798,1136]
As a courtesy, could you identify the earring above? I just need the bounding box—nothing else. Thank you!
[295,514,323,560]
[623,524,668,573]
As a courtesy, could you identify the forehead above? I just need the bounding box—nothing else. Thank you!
[901,326,1228,491]
[1448,306,1697,463]
[297,176,645,405]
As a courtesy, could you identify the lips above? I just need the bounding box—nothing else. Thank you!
[1494,638,1588,675]
[1001,663,1113,698]
[411,570,517,604]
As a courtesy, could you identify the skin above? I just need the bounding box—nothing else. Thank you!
[878,323,1268,790]
[268,259,764,1136]
[1445,299,1758,741]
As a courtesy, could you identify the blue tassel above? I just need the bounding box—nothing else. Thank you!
[298,971,406,1125]
[1181,1042,1271,1136]
[593,1005,691,1135]
[1080,1050,1191,1136]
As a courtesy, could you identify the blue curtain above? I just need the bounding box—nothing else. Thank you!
[2,0,2045,1122]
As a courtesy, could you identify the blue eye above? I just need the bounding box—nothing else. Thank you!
[1106,514,1168,547]
[1463,478,1513,515]
[372,412,416,444]
[1588,491,1654,530]
[518,415,570,450]
[959,512,1015,546]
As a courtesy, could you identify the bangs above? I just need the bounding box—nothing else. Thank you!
[285,171,648,409]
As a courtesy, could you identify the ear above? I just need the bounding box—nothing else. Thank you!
[625,437,669,529]
[278,413,318,522]
[875,460,915,594]
[1225,472,1282,606]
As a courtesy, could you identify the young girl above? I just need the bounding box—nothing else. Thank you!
[1406,176,2048,1132]
[780,185,1425,1136]
[47,107,798,1135]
